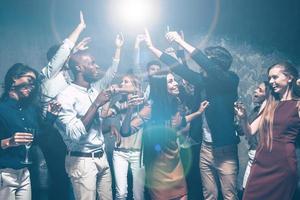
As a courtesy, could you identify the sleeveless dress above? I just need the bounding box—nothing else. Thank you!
[243,100,300,200]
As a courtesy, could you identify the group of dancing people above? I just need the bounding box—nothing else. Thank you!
[0,12,300,200]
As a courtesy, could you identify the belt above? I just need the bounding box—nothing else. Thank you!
[68,149,104,158]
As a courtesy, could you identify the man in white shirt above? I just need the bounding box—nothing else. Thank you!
[40,12,123,200]
[56,34,123,200]
[39,11,87,200]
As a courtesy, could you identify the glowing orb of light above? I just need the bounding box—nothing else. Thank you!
[113,0,157,26]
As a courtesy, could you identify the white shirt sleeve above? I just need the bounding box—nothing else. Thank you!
[41,39,75,80]
[56,91,88,143]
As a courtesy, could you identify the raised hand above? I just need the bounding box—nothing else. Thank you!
[115,33,124,48]
[144,28,153,48]
[79,11,86,29]
[135,34,146,48]
[73,37,91,53]
[165,31,182,43]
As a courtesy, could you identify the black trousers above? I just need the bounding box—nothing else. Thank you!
[39,127,73,200]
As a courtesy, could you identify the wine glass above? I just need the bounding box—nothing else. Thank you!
[21,128,35,164]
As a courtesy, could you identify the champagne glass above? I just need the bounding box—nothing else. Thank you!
[21,128,35,164]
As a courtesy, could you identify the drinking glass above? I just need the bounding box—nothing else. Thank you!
[21,128,35,164]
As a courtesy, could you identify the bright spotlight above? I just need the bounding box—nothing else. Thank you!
[111,0,158,27]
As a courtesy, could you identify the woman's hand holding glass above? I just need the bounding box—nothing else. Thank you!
[8,132,33,147]
[20,128,36,164]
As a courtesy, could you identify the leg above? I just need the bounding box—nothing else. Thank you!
[40,128,70,200]
[200,143,218,200]
[15,168,31,200]
[181,144,203,200]
[242,149,256,189]
[214,145,239,200]
[113,151,129,200]
[129,151,145,200]
[65,156,98,200]
[0,168,18,200]
[96,153,113,200]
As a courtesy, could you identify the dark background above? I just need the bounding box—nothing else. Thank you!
[1,0,300,73]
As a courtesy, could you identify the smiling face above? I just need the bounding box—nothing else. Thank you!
[167,73,179,96]
[268,65,292,97]
[12,72,37,99]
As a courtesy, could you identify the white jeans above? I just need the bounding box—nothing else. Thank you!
[113,150,145,200]
[0,168,31,200]
[242,149,256,188]
[65,153,112,200]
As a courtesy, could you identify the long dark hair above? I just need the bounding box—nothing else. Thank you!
[149,73,179,123]
[143,72,180,168]
[1,63,40,104]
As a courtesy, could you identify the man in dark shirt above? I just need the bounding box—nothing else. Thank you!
[0,63,39,199]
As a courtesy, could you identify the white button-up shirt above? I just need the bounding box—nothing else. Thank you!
[40,38,120,117]
[56,83,104,153]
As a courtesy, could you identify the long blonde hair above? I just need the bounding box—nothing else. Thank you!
[258,62,299,151]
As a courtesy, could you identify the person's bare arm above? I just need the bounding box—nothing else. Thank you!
[144,28,163,58]
[165,31,196,54]
[185,100,209,123]
[235,103,261,136]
